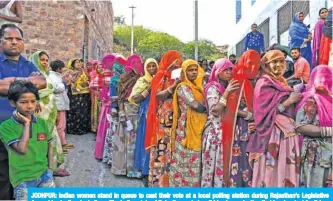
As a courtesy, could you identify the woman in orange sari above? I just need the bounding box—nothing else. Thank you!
[145,50,182,187]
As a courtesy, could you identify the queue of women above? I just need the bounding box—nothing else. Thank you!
[27,8,332,188]
[29,45,332,188]
[59,47,330,188]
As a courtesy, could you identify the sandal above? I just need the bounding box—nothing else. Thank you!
[62,144,75,149]
[63,149,69,154]
[53,169,70,177]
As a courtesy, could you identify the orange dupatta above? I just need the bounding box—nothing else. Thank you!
[221,50,261,186]
[144,50,182,150]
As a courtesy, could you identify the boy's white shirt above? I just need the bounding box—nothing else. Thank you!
[48,71,70,111]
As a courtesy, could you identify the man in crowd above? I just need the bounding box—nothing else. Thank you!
[229,54,236,64]
[0,23,46,200]
[287,47,310,84]
[209,60,214,71]
[243,23,265,54]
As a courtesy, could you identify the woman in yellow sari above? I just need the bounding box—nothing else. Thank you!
[170,59,207,187]
[66,59,91,135]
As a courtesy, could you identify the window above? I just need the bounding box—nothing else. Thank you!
[236,0,242,23]
[251,0,256,6]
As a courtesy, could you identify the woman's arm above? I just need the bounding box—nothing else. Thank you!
[156,79,180,101]
[296,125,321,137]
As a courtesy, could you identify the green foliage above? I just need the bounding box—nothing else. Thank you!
[114,15,126,25]
[113,25,225,61]
[137,32,183,60]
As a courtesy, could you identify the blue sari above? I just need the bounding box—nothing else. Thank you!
[134,94,151,175]
[289,12,312,69]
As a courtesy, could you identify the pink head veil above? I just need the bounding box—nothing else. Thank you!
[204,58,235,97]
[125,54,143,74]
[296,65,332,127]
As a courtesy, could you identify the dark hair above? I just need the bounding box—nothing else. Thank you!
[281,49,288,56]
[0,24,24,39]
[71,59,79,68]
[251,23,257,27]
[290,47,301,52]
[80,59,84,62]
[8,80,40,102]
[50,59,65,72]
[229,54,236,58]
[39,51,49,58]
[319,8,328,16]
[209,61,215,65]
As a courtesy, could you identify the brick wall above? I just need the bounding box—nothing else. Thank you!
[19,0,113,63]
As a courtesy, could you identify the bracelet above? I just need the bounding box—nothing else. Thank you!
[320,127,332,137]
[167,87,173,94]
[219,97,227,106]
[321,127,326,137]
[244,111,253,121]
[328,127,332,137]
[141,89,149,98]
[277,104,285,113]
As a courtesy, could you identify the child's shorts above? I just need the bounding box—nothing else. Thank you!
[14,169,55,200]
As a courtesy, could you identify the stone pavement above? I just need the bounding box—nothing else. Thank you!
[55,133,144,187]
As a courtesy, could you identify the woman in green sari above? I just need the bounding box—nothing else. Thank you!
[30,51,70,177]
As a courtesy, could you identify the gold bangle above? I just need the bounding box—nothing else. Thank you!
[167,87,173,94]
[245,111,253,121]
[219,98,226,106]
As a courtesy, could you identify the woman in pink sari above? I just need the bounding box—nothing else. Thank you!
[296,65,332,187]
[312,8,329,68]
[94,54,115,159]
[247,50,302,187]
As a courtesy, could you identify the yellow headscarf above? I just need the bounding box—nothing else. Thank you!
[67,58,90,95]
[171,59,207,151]
[128,58,159,105]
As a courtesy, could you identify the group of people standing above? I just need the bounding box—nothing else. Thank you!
[242,8,332,70]
[86,45,331,188]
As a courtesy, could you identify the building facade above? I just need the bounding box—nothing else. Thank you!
[19,0,114,63]
[230,0,330,57]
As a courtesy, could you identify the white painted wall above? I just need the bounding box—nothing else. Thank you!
[229,0,328,56]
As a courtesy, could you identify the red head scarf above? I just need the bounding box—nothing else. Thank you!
[221,50,261,186]
[144,50,182,150]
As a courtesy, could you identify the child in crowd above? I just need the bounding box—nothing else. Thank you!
[49,60,74,154]
[0,81,55,200]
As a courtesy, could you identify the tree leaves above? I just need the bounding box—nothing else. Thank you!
[114,25,226,61]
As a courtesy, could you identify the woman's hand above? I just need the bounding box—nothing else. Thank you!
[223,79,240,98]
[248,122,256,133]
[288,92,302,104]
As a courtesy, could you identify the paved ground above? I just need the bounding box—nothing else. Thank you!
[55,133,144,187]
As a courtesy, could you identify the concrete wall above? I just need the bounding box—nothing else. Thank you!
[19,0,113,63]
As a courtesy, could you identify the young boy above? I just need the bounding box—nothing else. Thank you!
[48,60,74,154]
[0,80,55,200]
